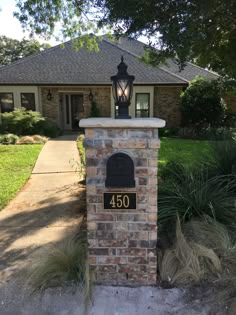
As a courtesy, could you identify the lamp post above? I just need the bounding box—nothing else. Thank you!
[111,56,135,119]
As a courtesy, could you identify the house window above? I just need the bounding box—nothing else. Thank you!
[0,93,14,113]
[135,93,150,117]
[21,93,36,111]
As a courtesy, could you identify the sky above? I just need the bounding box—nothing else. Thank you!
[0,0,58,44]
[0,0,148,46]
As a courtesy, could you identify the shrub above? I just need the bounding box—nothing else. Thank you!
[0,108,61,137]
[195,127,236,140]
[181,77,226,129]
[207,140,236,176]
[31,135,48,143]
[17,136,35,144]
[90,99,100,117]
[27,230,92,298]
[158,162,236,231]
[159,217,222,285]
[0,133,19,144]
[35,118,62,138]
[158,128,179,138]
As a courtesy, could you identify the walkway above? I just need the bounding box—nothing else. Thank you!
[0,134,85,283]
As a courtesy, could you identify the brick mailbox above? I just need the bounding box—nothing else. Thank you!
[80,117,165,285]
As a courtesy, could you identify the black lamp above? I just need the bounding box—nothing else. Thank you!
[111,56,135,119]
[88,90,93,101]
[47,90,52,101]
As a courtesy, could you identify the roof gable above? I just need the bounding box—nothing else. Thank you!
[0,38,187,85]
[112,37,219,81]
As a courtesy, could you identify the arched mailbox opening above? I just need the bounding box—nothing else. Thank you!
[105,153,135,188]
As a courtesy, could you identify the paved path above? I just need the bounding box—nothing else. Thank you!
[0,134,85,283]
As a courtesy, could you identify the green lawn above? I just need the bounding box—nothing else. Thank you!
[77,136,211,173]
[0,145,43,210]
[159,138,211,172]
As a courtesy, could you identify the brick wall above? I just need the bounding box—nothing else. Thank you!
[154,86,183,128]
[83,125,160,285]
[40,86,111,128]
[224,94,236,113]
[41,87,61,125]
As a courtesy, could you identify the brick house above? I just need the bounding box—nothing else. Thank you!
[0,37,222,130]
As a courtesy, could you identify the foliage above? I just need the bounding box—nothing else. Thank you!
[0,144,43,210]
[0,133,19,144]
[27,230,92,300]
[195,127,236,140]
[158,128,179,138]
[17,135,48,144]
[207,140,236,176]
[14,1,236,78]
[0,108,61,137]
[70,134,86,182]
[77,134,86,168]
[183,217,234,252]
[159,217,222,285]
[158,162,236,231]
[181,77,226,129]
[0,35,50,65]
[14,0,105,48]
[90,100,100,117]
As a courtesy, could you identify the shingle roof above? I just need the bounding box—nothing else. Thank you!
[112,37,220,81]
[0,38,187,85]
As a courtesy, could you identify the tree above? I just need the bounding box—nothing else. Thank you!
[14,0,236,78]
[181,77,226,128]
[0,36,50,65]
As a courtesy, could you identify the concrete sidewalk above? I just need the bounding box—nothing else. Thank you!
[32,134,79,174]
[0,134,85,283]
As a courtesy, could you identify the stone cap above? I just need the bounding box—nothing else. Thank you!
[79,118,166,129]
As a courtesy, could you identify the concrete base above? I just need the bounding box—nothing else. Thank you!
[0,283,217,315]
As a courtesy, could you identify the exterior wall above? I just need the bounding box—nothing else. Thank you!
[224,94,236,113]
[0,84,187,129]
[154,86,183,128]
[111,86,154,118]
[40,86,111,128]
[0,86,40,111]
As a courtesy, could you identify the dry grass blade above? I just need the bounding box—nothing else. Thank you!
[191,243,221,274]
[27,232,91,302]
[158,249,179,284]
[184,217,233,251]
[159,216,222,285]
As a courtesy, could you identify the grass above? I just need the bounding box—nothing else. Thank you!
[159,217,223,286]
[27,231,89,293]
[27,230,92,308]
[0,144,43,210]
[158,138,211,172]
[76,136,212,173]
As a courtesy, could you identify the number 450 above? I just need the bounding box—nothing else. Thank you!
[110,194,130,208]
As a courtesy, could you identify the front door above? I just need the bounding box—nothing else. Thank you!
[63,94,84,130]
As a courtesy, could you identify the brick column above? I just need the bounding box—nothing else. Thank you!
[80,118,165,285]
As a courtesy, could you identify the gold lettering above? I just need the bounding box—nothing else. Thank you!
[110,195,116,208]
[123,195,130,208]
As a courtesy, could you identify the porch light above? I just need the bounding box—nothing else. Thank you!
[111,56,135,119]
[47,90,52,101]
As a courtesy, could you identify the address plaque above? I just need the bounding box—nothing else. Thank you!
[104,192,136,210]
